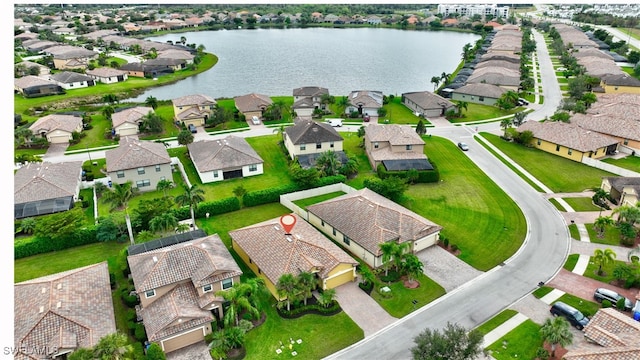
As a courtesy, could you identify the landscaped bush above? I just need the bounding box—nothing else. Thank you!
[134,323,147,342]
[277,301,341,318]
[376,163,439,183]
[14,226,98,259]
[358,281,373,294]
[616,297,627,310]
[379,269,400,283]
[314,175,346,187]
[195,196,241,218]
[602,299,612,308]
[242,184,301,207]
[122,291,139,308]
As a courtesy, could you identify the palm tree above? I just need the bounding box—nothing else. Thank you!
[512,111,527,126]
[339,157,359,178]
[276,273,298,311]
[315,150,341,177]
[440,72,451,85]
[145,96,158,109]
[391,242,411,272]
[296,271,316,306]
[92,332,133,360]
[101,105,115,120]
[500,118,513,137]
[101,182,137,244]
[540,316,573,358]
[272,124,287,142]
[613,204,640,225]
[455,101,468,116]
[175,184,205,229]
[15,127,34,148]
[336,96,351,116]
[215,283,259,327]
[379,241,397,277]
[402,254,424,283]
[430,76,441,91]
[149,213,178,236]
[593,216,614,238]
[156,179,173,198]
[593,248,616,276]
[317,288,336,308]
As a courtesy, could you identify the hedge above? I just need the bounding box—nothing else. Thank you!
[15,227,98,259]
[376,162,439,183]
[277,301,342,318]
[243,184,301,207]
[196,196,241,218]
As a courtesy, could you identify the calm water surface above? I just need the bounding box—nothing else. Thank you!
[129,27,480,101]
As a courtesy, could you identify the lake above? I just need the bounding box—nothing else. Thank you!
[129,27,480,101]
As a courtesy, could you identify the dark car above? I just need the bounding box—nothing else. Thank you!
[188,124,197,133]
[457,142,469,151]
[550,301,589,330]
[593,288,633,311]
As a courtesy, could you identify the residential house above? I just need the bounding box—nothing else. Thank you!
[119,62,147,78]
[599,73,640,94]
[14,262,116,359]
[401,91,456,118]
[86,67,128,84]
[564,308,640,359]
[14,161,82,219]
[15,61,51,76]
[230,214,358,299]
[157,49,195,64]
[187,136,264,183]
[143,58,186,71]
[571,113,640,154]
[601,177,640,207]
[234,93,273,120]
[516,121,619,162]
[21,39,59,52]
[14,76,64,98]
[283,119,346,168]
[364,124,432,171]
[128,234,242,353]
[49,71,95,90]
[466,66,520,91]
[307,188,442,269]
[292,86,329,118]
[105,137,172,191]
[172,94,217,128]
[345,90,383,117]
[112,106,153,136]
[44,45,97,70]
[29,113,83,143]
[452,83,508,106]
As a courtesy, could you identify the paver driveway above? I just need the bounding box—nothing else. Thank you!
[334,281,397,337]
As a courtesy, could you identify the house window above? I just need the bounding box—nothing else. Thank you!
[321,220,325,227]
[332,228,337,236]
[203,284,213,293]
[555,145,560,152]
[213,170,219,178]
[249,164,257,172]
[145,289,156,298]
[330,141,334,148]
[374,142,379,149]
[479,96,484,101]
[624,139,629,145]
[300,144,306,151]
[406,144,413,151]
[222,278,233,290]
[116,170,124,178]
[537,139,541,146]
[137,167,145,175]
[136,179,151,188]
[568,149,572,155]
[343,236,351,245]
[155,165,161,172]
[316,143,322,149]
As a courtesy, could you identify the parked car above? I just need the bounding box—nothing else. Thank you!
[457,142,469,151]
[593,288,633,311]
[325,118,343,127]
[188,124,197,133]
[550,301,589,330]
[363,115,370,122]
[251,116,261,125]
[633,297,640,321]
[517,98,529,106]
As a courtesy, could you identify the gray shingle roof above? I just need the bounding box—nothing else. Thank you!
[50,71,93,84]
[601,74,640,87]
[517,120,619,152]
[365,124,425,146]
[292,86,329,97]
[467,66,520,86]
[401,91,455,111]
[453,83,508,98]
[111,106,153,128]
[14,161,82,204]
[187,136,263,173]
[572,113,640,142]
[29,114,82,135]
[234,93,273,113]
[105,137,170,172]
[285,120,343,145]
[307,188,442,256]
[348,90,383,108]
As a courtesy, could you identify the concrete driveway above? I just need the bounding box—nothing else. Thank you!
[334,281,397,338]
[42,143,69,160]
[166,341,209,360]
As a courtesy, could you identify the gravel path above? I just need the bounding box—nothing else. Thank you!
[417,246,483,292]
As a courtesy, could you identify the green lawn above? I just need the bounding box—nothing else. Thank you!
[383,97,426,125]
[563,254,579,271]
[552,293,600,318]
[14,146,48,159]
[549,198,564,211]
[401,136,527,271]
[486,319,542,360]
[139,103,182,140]
[446,103,524,124]
[474,309,518,336]
[292,191,346,209]
[477,137,545,192]
[66,113,119,150]
[341,131,378,189]
[370,273,446,318]
[583,257,628,285]
[532,285,554,299]
[563,197,600,212]
[80,188,95,223]
[569,223,580,241]
[602,156,640,173]
[482,133,615,192]
[585,223,623,246]
[83,158,107,178]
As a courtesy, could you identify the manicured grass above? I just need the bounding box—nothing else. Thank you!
[583,257,628,285]
[532,285,554,299]
[83,158,107,178]
[474,309,518,336]
[80,188,95,223]
[340,131,377,189]
[139,103,182,140]
[66,113,119,150]
[168,147,200,185]
[486,319,542,360]
[585,223,623,246]
[482,133,615,192]
[402,136,527,271]
[370,274,446,318]
[446,103,524,124]
[548,198,564,211]
[563,197,600,212]
[383,96,425,125]
[569,223,580,241]
[14,146,48,159]
[563,254,579,271]
[602,156,640,173]
[552,293,600,318]
[292,191,346,209]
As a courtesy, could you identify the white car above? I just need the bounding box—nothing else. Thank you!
[251,116,261,125]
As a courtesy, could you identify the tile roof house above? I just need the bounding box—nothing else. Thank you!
[172,94,217,128]
[451,83,508,106]
[233,93,273,120]
[601,177,640,207]
[283,119,347,168]
[401,91,456,118]
[157,49,195,64]
[307,188,442,269]
[128,234,242,353]
[85,67,128,84]
[346,90,383,118]
[143,57,187,71]
[467,66,520,91]
[49,71,95,90]
[187,136,264,183]
[230,214,358,298]
[14,76,65,98]
[29,113,83,144]
[14,161,82,219]
[111,106,153,137]
[364,124,433,171]
[14,262,117,359]
[292,86,329,118]
[564,308,640,360]
[599,73,640,94]
[105,137,172,191]
[571,113,640,153]
[516,121,619,162]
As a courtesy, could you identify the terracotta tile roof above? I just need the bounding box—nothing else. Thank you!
[127,234,242,293]
[574,47,614,60]
[15,76,58,89]
[517,121,619,152]
[292,97,316,109]
[285,120,343,145]
[571,113,640,142]
[111,106,153,128]
[229,214,357,286]
[44,45,97,59]
[348,90,383,108]
[292,86,329,97]
[479,52,520,63]
[172,94,216,108]
[187,136,263,173]
[143,58,185,67]
[453,83,508,98]
[105,137,171,172]
[14,262,116,359]
[157,49,195,61]
[29,113,82,134]
[85,67,127,78]
[234,93,273,113]
[365,124,424,146]
[307,188,442,256]
[564,347,640,360]
[14,161,82,204]
[401,91,455,111]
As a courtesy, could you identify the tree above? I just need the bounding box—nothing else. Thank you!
[18,217,37,235]
[101,105,115,120]
[591,188,608,209]
[177,129,194,145]
[101,181,137,244]
[149,212,178,236]
[430,76,440,91]
[145,343,166,360]
[156,179,173,198]
[411,322,484,360]
[276,273,298,311]
[290,161,319,188]
[593,216,614,238]
[581,92,597,108]
[455,101,468,116]
[317,288,336,308]
[512,111,527,126]
[379,241,398,277]
[315,150,341,177]
[15,127,34,148]
[593,248,616,276]
[440,72,451,85]
[500,118,513,137]
[175,184,205,228]
[363,177,408,202]
[339,157,359,178]
[102,93,119,104]
[34,207,85,242]
[539,316,573,358]
[215,282,259,327]
[613,204,640,225]
[68,348,93,360]
[96,216,122,242]
[140,111,163,133]
[92,332,133,360]
[145,96,158,109]
[415,119,426,136]
[131,197,174,232]
[233,185,247,199]
[402,254,424,283]
[296,271,316,306]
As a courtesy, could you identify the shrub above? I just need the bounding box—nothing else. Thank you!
[602,299,612,308]
[450,244,459,252]
[122,291,139,308]
[126,309,137,322]
[14,226,98,259]
[616,297,627,310]
[237,319,254,333]
[243,184,300,207]
[377,163,439,183]
[314,175,346,187]
[195,197,241,218]
[379,269,400,283]
[134,323,147,342]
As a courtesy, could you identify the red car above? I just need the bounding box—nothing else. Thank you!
[363,115,370,122]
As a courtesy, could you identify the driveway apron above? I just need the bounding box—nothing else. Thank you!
[334,281,397,338]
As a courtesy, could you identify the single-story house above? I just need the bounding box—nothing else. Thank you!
[187,136,264,183]
[49,71,95,90]
[466,66,520,91]
[571,113,640,154]
[128,234,242,353]
[85,67,128,84]
[118,62,147,78]
[292,86,329,117]
[230,214,358,299]
[14,76,64,98]
[29,113,83,143]
[105,137,172,191]
[599,73,640,94]
[364,124,432,171]
[307,188,442,269]
[142,58,186,71]
[601,177,640,207]
[15,60,51,76]
[283,119,346,167]
[157,49,195,64]
[401,91,456,117]
[234,93,273,120]
[111,106,153,136]
[516,121,619,162]
[172,94,217,127]
[14,161,83,219]
[345,90,383,117]
[451,83,508,106]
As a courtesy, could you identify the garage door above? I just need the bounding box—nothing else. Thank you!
[118,127,138,136]
[48,135,70,144]
[161,327,205,353]
[325,269,355,289]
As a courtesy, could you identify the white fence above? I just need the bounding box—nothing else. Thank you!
[280,183,357,220]
[582,157,640,177]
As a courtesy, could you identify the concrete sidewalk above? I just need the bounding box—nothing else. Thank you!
[482,312,528,348]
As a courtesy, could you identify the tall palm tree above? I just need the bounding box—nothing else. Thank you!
[318,288,336,308]
[379,241,397,277]
[276,273,298,311]
[101,105,115,120]
[155,179,173,198]
[175,184,205,229]
[593,248,616,276]
[430,76,441,91]
[92,332,133,360]
[297,271,316,306]
[215,283,259,327]
[455,101,468,116]
[540,316,573,358]
[149,213,178,236]
[315,150,341,177]
[500,118,513,137]
[402,254,424,283]
[145,96,158,109]
[593,216,614,238]
[101,182,137,244]
[391,242,411,272]
[613,204,640,225]
[336,96,352,116]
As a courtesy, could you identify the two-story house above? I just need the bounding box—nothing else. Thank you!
[128,234,242,353]
[292,86,329,118]
[172,94,217,128]
[364,124,432,171]
[105,137,172,191]
[283,119,347,168]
